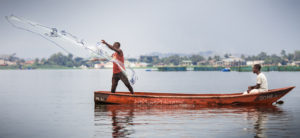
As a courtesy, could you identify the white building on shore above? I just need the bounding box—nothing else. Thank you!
[214,56,245,67]
[246,60,265,66]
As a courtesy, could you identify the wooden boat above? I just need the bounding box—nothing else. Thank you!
[94,86,295,105]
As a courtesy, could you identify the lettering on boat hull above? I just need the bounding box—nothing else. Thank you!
[95,94,109,103]
[255,90,286,101]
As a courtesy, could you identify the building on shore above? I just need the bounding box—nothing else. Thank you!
[127,61,148,68]
[197,60,207,66]
[0,59,17,66]
[94,63,105,69]
[139,56,159,64]
[213,56,245,67]
[290,61,300,66]
[25,60,35,65]
[246,60,265,66]
[181,60,192,66]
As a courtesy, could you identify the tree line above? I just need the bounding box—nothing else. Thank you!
[2,50,300,67]
[33,53,90,67]
[141,50,300,66]
[2,52,90,68]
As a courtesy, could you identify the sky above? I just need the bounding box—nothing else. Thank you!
[0,0,299,58]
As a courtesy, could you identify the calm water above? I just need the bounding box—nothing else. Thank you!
[0,69,299,138]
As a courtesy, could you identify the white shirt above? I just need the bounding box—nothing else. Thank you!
[257,72,268,91]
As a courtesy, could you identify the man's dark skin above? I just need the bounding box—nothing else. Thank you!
[101,40,134,94]
[101,40,123,55]
[247,65,261,93]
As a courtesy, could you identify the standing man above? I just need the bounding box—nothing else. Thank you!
[243,64,268,95]
[101,40,134,94]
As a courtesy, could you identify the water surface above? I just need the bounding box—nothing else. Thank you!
[0,70,299,137]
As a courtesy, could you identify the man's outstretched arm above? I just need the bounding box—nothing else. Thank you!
[101,40,121,54]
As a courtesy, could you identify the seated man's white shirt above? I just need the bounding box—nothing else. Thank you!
[243,73,268,95]
[257,73,268,92]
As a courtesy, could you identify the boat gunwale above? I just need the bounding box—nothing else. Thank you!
[94,86,295,99]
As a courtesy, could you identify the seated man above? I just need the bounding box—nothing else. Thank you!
[243,64,268,95]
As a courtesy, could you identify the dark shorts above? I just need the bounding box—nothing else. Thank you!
[111,72,133,93]
[112,72,129,83]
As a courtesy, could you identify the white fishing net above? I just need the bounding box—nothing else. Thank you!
[5,14,137,85]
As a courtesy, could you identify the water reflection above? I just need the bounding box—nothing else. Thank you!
[110,106,134,137]
[94,104,288,138]
[247,106,284,138]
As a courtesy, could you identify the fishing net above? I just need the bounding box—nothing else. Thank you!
[5,14,137,85]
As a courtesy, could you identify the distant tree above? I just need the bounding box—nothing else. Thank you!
[16,60,22,69]
[169,55,181,65]
[264,54,281,65]
[264,58,272,64]
[281,50,287,58]
[74,57,85,67]
[190,55,205,65]
[20,59,25,63]
[257,52,268,60]
[68,53,73,60]
[240,54,245,59]
[271,54,281,64]
[294,51,300,60]
[40,58,46,64]
[127,58,137,62]
[8,54,18,62]
[139,56,159,64]
[160,55,181,65]
[48,52,73,66]
[182,56,189,61]
[213,55,221,61]
[224,53,230,58]
[287,53,294,61]
[208,56,212,61]
[34,58,40,65]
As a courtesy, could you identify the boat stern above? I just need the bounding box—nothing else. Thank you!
[94,92,115,104]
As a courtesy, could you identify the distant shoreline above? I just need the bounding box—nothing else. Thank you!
[1,65,300,72]
[0,65,155,70]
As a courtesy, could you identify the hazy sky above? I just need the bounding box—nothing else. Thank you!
[0,0,299,58]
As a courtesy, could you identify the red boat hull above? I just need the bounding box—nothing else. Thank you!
[94,86,295,105]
